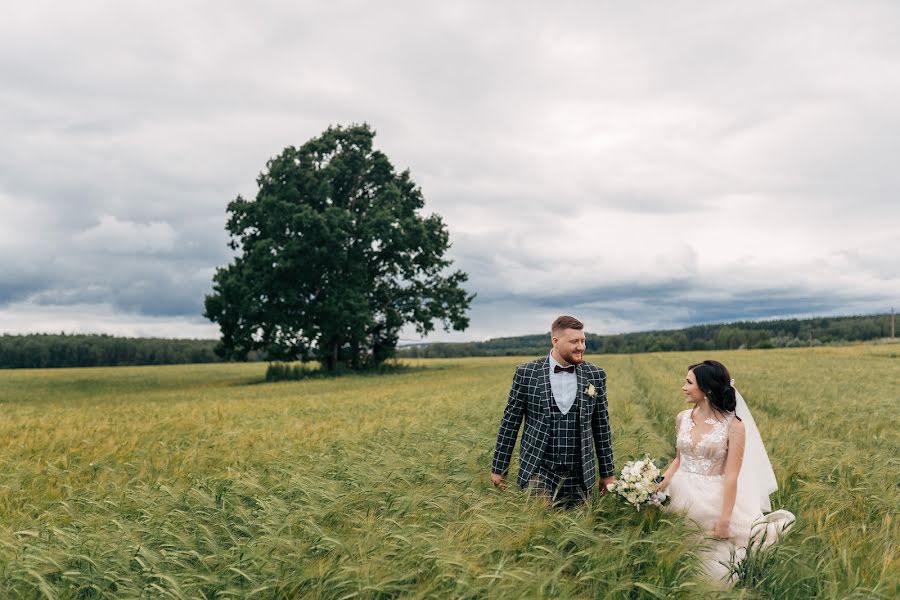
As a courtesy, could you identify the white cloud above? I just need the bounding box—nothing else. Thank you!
[73,215,177,254]
[0,302,218,339]
[0,1,898,340]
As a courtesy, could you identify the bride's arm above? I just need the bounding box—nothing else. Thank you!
[658,412,683,491]
[715,419,747,538]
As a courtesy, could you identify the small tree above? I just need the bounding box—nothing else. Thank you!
[204,124,474,370]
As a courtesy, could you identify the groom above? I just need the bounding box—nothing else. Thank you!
[491,316,615,506]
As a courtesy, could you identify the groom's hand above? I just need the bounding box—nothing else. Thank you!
[490,472,507,489]
[599,475,616,496]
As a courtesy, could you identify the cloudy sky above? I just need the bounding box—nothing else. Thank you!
[2,1,898,342]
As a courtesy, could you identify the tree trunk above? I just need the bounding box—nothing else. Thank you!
[350,341,360,370]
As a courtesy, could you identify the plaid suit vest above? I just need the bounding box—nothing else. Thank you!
[546,392,581,467]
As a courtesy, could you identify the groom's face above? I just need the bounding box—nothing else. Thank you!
[553,328,586,365]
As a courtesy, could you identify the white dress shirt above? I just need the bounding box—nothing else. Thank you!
[548,351,577,415]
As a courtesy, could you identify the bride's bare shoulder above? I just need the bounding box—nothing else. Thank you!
[727,416,746,436]
[675,408,692,425]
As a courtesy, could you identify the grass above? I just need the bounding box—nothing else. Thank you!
[264,360,428,382]
[0,346,897,598]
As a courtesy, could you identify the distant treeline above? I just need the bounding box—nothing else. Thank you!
[2,313,894,368]
[399,313,896,358]
[0,334,233,369]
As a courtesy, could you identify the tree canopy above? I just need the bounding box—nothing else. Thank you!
[204,124,473,370]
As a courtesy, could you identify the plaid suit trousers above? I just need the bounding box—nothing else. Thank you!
[492,357,615,491]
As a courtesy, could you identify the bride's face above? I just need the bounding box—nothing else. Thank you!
[682,370,705,404]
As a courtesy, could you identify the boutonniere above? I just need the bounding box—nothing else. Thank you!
[585,383,596,398]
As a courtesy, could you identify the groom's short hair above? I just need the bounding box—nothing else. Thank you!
[551,315,583,334]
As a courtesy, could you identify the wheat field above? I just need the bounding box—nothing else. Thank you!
[0,345,897,598]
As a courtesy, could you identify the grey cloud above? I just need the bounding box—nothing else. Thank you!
[461,280,893,341]
[29,256,214,318]
[0,275,51,306]
[73,216,177,255]
[1,2,898,339]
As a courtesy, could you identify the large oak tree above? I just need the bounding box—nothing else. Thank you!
[204,124,473,370]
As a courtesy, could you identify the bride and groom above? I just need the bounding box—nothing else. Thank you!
[490,315,794,583]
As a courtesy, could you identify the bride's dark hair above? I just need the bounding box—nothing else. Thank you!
[689,360,738,417]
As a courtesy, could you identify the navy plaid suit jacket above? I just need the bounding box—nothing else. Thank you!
[491,356,615,491]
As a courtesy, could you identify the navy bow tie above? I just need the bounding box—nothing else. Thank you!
[554,364,575,374]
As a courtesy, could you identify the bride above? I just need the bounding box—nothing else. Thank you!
[658,360,795,584]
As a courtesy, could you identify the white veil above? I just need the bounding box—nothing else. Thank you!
[733,384,778,513]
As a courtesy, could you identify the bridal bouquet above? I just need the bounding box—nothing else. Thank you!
[607,454,668,510]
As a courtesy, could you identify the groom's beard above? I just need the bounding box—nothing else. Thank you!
[558,348,585,365]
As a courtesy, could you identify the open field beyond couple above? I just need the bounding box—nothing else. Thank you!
[490,315,796,585]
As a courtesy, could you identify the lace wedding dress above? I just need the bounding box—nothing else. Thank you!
[666,408,795,583]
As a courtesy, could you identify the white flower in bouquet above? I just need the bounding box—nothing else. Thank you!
[609,453,670,511]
